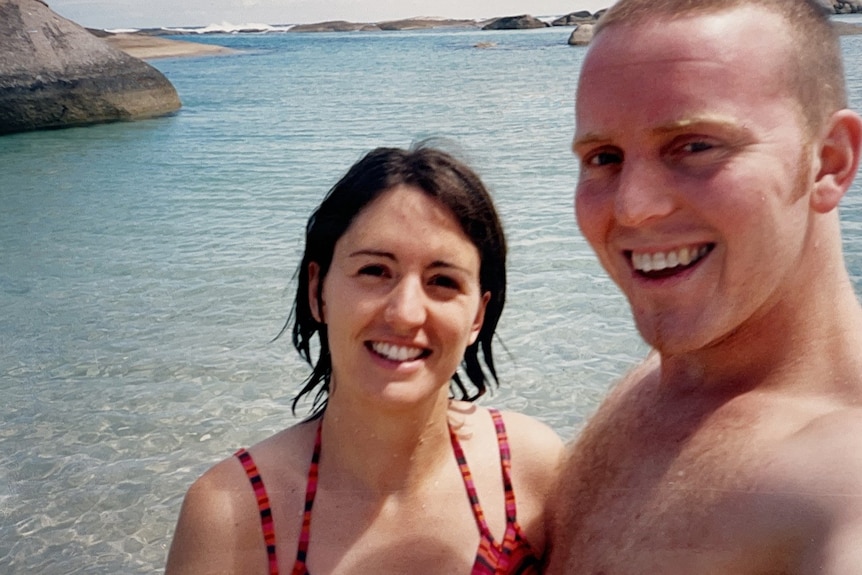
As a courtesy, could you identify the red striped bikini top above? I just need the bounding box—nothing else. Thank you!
[234,408,541,575]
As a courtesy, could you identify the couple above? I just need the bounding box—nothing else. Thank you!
[166,1,862,573]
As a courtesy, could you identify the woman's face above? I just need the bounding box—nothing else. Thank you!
[309,184,489,410]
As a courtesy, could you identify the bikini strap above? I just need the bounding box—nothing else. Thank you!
[235,448,279,575]
[488,408,518,523]
[449,409,500,539]
[292,421,323,575]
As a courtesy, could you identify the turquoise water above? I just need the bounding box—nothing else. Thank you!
[2,25,862,573]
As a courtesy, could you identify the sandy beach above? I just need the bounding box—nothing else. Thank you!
[102,33,236,60]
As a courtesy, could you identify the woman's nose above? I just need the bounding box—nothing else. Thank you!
[383,276,427,329]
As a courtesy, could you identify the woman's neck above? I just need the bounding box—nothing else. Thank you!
[318,389,455,494]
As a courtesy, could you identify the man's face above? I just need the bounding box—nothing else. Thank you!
[573,7,815,355]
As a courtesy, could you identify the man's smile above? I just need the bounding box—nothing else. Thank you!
[628,244,714,278]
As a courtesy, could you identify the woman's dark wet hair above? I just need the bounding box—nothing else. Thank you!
[287,144,507,418]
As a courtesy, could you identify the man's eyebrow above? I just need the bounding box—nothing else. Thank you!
[571,133,609,153]
[572,115,744,151]
[653,115,741,135]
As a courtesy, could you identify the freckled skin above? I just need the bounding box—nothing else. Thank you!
[548,5,862,575]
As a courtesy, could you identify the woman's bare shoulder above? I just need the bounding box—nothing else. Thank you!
[164,455,268,574]
[165,421,319,575]
[452,403,564,490]
[248,419,320,470]
[496,409,564,489]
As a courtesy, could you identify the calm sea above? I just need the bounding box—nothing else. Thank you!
[2,23,862,574]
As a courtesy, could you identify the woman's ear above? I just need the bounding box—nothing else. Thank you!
[308,262,325,323]
[467,291,491,346]
[812,109,862,213]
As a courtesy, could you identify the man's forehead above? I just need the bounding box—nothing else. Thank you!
[582,5,789,73]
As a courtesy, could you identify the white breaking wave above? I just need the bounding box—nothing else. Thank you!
[163,22,295,34]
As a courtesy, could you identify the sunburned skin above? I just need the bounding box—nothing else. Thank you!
[549,3,862,573]
[572,115,758,170]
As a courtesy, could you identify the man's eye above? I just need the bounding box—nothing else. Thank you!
[682,141,714,153]
[586,150,622,167]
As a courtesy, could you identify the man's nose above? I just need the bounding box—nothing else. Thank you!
[614,160,676,227]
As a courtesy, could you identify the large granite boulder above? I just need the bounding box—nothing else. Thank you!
[376,18,479,31]
[830,0,862,13]
[0,0,181,135]
[288,20,372,32]
[482,15,550,30]
[568,24,596,46]
[552,11,597,26]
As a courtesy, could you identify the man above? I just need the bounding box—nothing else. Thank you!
[548,0,862,573]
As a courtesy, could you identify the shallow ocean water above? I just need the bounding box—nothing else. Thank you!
[2,23,862,574]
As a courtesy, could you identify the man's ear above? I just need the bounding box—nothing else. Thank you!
[812,109,862,213]
[308,262,325,323]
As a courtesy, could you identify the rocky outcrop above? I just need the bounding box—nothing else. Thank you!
[552,11,597,26]
[481,15,550,30]
[829,0,862,13]
[376,18,479,31]
[568,24,596,46]
[288,20,373,32]
[0,0,181,135]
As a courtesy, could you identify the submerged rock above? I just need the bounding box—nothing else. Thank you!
[0,0,181,135]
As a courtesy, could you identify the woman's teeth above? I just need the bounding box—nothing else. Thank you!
[371,342,425,361]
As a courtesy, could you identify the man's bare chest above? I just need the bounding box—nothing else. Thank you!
[556,403,807,573]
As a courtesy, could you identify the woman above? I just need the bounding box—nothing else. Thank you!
[165,145,563,575]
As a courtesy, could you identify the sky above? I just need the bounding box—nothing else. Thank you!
[45,0,614,30]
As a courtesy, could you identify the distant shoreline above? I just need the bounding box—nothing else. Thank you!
[95,12,862,60]
[94,14,589,59]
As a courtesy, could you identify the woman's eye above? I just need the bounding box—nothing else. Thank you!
[429,275,460,290]
[358,264,387,277]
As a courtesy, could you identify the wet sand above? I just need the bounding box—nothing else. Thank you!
[103,33,236,60]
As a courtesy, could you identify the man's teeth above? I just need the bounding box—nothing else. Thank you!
[632,245,709,272]
[371,342,424,361]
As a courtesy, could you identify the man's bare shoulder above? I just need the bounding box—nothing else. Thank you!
[547,359,862,574]
[602,350,661,401]
[747,406,862,574]
[567,351,662,445]
[766,406,862,496]
[549,353,661,508]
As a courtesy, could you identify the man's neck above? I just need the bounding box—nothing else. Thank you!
[659,267,862,399]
